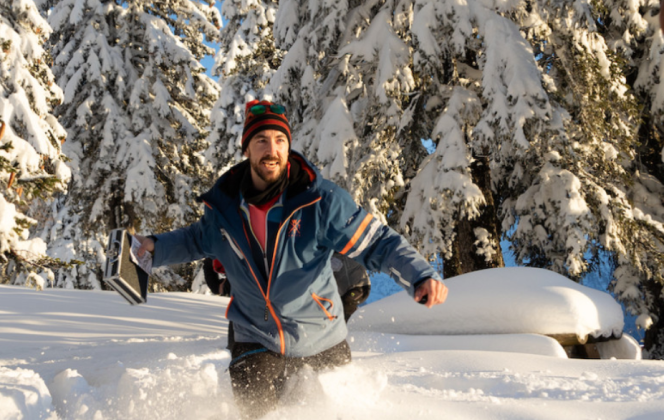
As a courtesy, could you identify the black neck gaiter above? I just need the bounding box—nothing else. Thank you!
[240,164,289,206]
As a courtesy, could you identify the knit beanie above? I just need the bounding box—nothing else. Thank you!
[241,100,291,153]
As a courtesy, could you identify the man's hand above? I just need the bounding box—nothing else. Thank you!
[414,278,448,308]
[134,235,155,258]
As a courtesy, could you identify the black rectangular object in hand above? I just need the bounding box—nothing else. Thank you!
[103,229,149,305]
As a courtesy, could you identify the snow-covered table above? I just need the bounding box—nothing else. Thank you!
[349,267,640,359]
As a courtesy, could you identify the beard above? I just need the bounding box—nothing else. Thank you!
[250,154,288,185]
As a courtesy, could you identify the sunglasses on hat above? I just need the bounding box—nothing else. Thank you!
[248,103,286,116]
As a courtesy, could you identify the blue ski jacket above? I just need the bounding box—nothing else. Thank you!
[152,152,444,357]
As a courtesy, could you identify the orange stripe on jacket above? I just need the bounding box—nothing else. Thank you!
[225,296,234,319]
[340,213,374,255]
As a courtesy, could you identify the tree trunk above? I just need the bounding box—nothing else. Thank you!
[636,101,664,185]
[443,153,505,279]
[644,279,664,359]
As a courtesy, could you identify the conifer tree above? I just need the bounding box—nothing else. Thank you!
[206,0,282,171]
[589,0,664,358]
[268,0,664,357]
[0,0,70,287]
[271,0,420,221]
[44,0,220,289]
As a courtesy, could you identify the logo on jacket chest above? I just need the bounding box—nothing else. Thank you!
[288,219,302,238]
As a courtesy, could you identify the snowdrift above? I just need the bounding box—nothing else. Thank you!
[348,331,568,358]
[349,267,624,343]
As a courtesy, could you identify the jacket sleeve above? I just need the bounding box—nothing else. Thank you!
[320,182,443,297]
[151,210,212,267]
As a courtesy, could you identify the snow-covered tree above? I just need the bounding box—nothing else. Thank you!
[269,0,518,271]
[0,0,71,287]
[206,0,283,170]
[44,0,220,289]
[270,0,423,222]
[265,0,664,356]
[589,0,664,358]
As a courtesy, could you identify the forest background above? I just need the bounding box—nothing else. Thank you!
[1,0,664,358]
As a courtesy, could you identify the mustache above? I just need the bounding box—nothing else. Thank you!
[260,156,282,163]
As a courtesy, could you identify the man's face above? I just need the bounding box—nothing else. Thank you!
[244,129,289,191]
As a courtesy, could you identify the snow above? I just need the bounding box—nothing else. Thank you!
[0,367,56,420]
[0,195,20,253]
[350,267,624,341]
[400,86,485,258]
[473,227,498,262]
[314,96,357,180]
[338,9,414,103]
[596,335,642,360]
[0,194,45,259]
[514,162,593,276]
[273,0,299,48]
[349,331,568,358]
[2,266,661,420]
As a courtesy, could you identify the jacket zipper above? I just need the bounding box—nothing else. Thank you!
[239,221,271,321]
[266,198,322,298]
[241,204,282,280]
[312,293,337,321]
[261,197,321,354]
[210,197,322,356]
[208,200,275,328]
[242,204,277,320]
[225,234,282,337]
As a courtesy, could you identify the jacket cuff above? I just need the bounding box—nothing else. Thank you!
[412,274,444,295]
[413,278,427,291]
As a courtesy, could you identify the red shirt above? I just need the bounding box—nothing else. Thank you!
[248,194,281,250]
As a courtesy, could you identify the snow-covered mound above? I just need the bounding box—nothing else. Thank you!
[348,332,568,358]
[0,367,56,420]
[596,335,642,360]
[349,267,624,341]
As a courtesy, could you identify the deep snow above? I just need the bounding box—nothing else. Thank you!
[1,268,663,420]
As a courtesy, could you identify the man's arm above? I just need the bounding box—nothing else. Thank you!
[321,182,448,307]
[134,211,212,267]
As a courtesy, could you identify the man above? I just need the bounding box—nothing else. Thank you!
[136,100,448,418]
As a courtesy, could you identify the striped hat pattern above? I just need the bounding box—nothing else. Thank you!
[241,100,291,153]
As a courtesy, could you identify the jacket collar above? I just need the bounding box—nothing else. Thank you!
[198,151,322,216]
